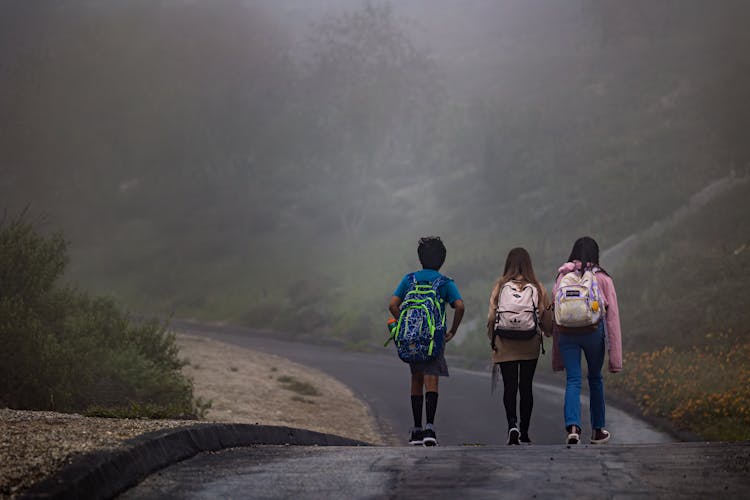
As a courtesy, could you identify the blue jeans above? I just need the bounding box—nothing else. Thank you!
[559,322,606,430]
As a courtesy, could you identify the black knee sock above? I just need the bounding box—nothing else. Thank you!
[425,391,438,425]
[411,395,423,428]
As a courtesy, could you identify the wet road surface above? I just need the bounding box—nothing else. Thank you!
[121,442,750,499]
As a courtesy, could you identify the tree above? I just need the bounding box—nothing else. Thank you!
[297,2,441,244]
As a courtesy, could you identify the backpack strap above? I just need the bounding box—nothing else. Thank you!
[521,283,541,333]
[385,273,418,347]
[425,275,451,334]
[413,274,451,297]
[431,275,450,292]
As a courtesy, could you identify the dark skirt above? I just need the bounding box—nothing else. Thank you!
[409,352,450,377]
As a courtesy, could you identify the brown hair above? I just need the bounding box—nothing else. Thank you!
[487,247,548,324]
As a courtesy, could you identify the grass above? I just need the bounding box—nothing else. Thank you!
[608,333,750,441]
[84,396,214,420]
[276,375,321,397]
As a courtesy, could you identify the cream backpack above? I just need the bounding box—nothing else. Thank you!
[492,281,539,348]
[554,269,602,330]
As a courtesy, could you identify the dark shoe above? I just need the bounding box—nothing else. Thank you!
[520,434,532,445]
[566,425,581,445]
[507,427,520,445]
[591,428,611,444]
[409,428,424,446]
[422,427,438,446]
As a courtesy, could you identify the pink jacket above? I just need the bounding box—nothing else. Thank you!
[551,262,623,373]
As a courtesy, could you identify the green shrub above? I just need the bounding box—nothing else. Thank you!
[0,215,197,418]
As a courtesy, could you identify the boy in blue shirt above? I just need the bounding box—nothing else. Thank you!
[389,236,465,446]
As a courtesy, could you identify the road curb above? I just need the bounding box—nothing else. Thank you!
[21,424,370,500]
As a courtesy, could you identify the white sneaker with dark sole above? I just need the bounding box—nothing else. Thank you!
[507,427,521,445]
[422,428,438,446]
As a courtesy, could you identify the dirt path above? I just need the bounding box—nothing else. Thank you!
[176,333,382,444]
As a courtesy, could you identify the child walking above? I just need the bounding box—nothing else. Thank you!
[389,236,465,446]
[487,247,551,445]
[552,236,622,445]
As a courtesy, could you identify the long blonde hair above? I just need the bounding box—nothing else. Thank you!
[487,247,548,324]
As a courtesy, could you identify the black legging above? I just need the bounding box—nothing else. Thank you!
[498,359,538,436]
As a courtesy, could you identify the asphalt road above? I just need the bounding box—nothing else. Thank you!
[121,442,750,499]
[174,322,672,446]
[117,323,750,500]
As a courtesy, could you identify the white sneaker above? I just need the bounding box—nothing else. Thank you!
[566,425,581,445]
[507,427,520,445]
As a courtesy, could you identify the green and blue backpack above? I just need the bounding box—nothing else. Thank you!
[386,273,450,363]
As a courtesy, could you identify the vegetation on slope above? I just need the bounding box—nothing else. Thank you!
[0,215,198,418]
[608,181,750,440]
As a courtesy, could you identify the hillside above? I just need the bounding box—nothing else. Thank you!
[605,178,750,441]
[1,0,748,353]
[617,178,750,350]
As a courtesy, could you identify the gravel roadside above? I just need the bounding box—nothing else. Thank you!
[0,332,383,498]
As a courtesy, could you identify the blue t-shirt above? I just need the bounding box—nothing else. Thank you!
[393,269,462,312]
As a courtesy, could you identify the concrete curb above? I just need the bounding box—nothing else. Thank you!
[21,424,370,500]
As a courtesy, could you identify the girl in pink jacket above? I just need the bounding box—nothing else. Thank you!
[552,236,622,445]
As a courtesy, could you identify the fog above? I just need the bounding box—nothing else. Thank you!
[2,0,749,352]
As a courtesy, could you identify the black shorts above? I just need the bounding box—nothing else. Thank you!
[409,352,449,377]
